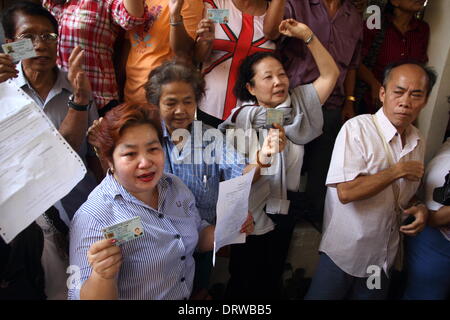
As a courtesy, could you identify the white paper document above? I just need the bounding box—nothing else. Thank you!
[213,168,256,266]
[0,80,86,243]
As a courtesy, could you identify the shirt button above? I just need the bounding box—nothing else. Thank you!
[181,256,186,261]
[175,234,181,239]
[158,213,164,218]
[181,277,185,282]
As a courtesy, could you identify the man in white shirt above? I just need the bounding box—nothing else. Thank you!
[305,61,437,300]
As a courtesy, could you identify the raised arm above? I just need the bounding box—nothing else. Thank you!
[279,19,339,105]
[336,161,425,204]
[58,46,91,152]
[169,0,196,61]
[263,0,285,40]
[193,16,215,64]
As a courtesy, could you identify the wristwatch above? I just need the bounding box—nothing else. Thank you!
[68,94,90,111]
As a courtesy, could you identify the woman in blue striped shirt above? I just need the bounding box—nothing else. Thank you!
[70,103,255,299]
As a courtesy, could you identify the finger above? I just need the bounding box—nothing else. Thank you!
[91,244,122,263]
[97,257,123,276]
[88,239,118,255]
[69,48,84,72]
[92,252,123,272]
[400,219,423,232]
[0,72,18,82]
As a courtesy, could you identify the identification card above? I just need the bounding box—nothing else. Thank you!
[265,109,284,128]
[2,39,37,63]
[102,216,144,245]
[207,9,230,24]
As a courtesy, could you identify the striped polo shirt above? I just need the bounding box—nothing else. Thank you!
[68,172,208,300]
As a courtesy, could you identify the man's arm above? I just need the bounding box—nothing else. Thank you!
[428,206,450,228]
[341,68,357,122]
[263,0,285,40]
[59,46,92,152]
[336,161,425,204]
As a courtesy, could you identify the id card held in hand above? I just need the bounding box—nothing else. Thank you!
[265,108,284,128]
[102,216,144,245]
[207,9,229,24]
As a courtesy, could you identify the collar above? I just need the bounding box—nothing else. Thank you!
[16,63,72,94]
[376,108,420,148]
[387,15,422,33]
[313,0,353,16]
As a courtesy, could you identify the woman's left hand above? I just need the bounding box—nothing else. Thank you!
[240,212,254,235]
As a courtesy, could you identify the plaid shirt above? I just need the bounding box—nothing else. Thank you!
[43,0,154,109]
[162,121,247,224]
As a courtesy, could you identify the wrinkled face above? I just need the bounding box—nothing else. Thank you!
[159,81,197,134]
[109,124,165,203]
[10,14,57,73]
[391,0,426,12]
[246,57,290,108]
[380,64,428,133]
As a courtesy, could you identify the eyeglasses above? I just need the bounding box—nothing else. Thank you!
[15,33,58,43]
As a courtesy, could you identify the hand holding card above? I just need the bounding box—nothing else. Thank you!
[87,238,123,280]
[0,53,18,83]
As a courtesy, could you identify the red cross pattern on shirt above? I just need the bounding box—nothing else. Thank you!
[203,0,274,120]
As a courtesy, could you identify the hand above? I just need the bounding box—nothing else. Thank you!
[0,53,18,83]
[394,161,424,181]
[240,212,254,235]
[196,18,215,43]
[168,0,183,19]
[341,101,355,123]
[279,19,312,42]
[259,123,287,163]
[87,239,123,280]
[400,204,428,236]
[68,46,91,105]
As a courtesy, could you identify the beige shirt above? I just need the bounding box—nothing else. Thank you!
[319,108,424,277]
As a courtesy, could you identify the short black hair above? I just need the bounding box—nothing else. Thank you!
[382,60,437,97]
[1,1,58,39]
[144,60,205,106]
[233,52,282,103]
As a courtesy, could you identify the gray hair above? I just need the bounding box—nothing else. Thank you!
[144,60,205,106]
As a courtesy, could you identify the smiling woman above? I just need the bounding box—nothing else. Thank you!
[70,102,217,300]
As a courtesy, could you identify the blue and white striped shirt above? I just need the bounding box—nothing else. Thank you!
[68,172,208,300]
[163,121,246,224]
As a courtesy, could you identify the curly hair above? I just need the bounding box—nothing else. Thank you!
[233,52,282,103]
[144,60,205,106]
[89,102,162,163]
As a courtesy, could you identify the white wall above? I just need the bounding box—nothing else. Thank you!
[419,0,450,162]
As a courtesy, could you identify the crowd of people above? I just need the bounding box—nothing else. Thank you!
[0,0,449,300]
